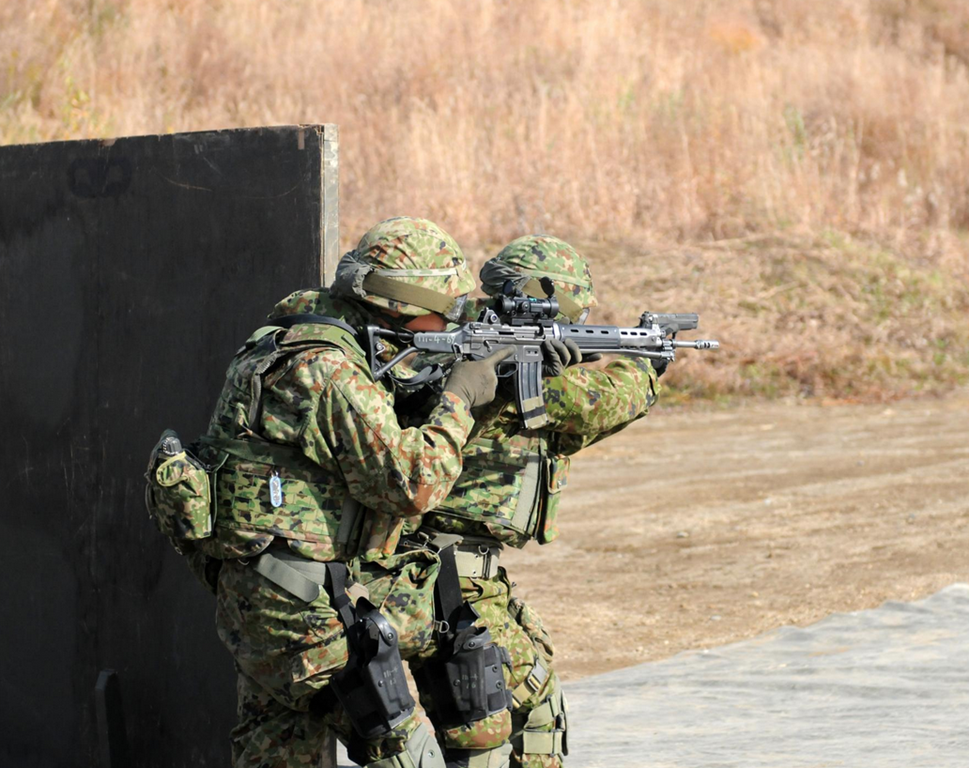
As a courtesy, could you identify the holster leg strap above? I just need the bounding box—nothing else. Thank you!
[518,689,568,758]
[367,722,444,768]
[511,657,550,708]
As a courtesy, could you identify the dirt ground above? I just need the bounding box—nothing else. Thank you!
[501,392,969,680]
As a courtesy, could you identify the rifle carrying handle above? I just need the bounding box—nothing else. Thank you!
[515,360,549,429]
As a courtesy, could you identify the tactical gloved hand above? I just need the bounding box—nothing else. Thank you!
[651,357,669,378]
[444,348,515,408]
[541,338,583,377]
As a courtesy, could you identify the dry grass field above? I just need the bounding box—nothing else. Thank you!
[4,1,968,401]
[3,1,968,396]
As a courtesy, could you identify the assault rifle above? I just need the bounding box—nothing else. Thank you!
[367,281,719,428]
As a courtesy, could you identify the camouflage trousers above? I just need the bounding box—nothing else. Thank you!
[410,568,566,768]
[216,548,441,767]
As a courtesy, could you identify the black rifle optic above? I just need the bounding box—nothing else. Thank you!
[367,282,719,429]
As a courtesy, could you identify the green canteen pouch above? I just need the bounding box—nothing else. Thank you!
[145,429,224,541]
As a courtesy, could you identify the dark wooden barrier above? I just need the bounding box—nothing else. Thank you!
[0,124,338,767]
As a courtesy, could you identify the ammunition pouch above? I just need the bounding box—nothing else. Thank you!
[366,722,445,768]
[332,597,416,739]
[515,687,568,759]
[422,435,569,547]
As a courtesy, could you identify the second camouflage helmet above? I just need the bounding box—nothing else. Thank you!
[479,235,597,323]
[332,217,475,319]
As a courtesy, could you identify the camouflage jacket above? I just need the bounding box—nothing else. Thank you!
[199,289,474,563]
[412,300,659,547]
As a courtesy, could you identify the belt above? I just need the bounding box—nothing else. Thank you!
[452,542,502,579]
[248,543,333,603]
[402,530,503,579]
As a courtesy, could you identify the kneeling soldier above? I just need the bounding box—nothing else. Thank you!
[404,236,662,768]
[152,217,513,768]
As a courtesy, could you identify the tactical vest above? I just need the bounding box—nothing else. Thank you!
[421,430,570,548]
[197,318,388,562]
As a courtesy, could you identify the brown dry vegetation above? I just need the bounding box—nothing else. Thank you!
[2,0,968,400]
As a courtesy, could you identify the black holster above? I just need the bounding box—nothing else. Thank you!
[415,602,512,727]
[415,540,514,728]
[331,597,416,739]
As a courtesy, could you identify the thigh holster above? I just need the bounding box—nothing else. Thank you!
[414,543,513,727]
[329,573,416,739]
[414,604,512,727]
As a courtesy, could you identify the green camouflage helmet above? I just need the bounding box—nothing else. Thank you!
[332,217,475,319]
[480,235,597,323]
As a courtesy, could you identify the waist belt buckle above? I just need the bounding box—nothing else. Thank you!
[477,544,497,579]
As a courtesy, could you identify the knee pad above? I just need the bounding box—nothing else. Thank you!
[366,722,446,768]
[332,598,416,739]
[514,685,568,760]
[444,741,512,768]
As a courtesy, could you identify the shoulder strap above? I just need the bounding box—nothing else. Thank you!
[247,333,284,432]
[246,314,361,435]
[268,313,359,336]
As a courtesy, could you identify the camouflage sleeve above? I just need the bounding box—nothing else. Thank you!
[543,357,659,455]
[306,351,474,518]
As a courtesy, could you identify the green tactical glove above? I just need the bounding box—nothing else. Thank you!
[541,338,583,377]
[444,347,515,408]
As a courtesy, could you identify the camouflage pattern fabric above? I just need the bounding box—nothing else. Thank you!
[204,272,476,765]
[478,235,598,321]
[202,289,473,563]
[332,216,475,318]
[408,570,561,767]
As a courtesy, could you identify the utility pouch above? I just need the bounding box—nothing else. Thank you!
[414,604,513,727]
[331,598,416,739]
[145,429,225,544]
[536,454,570,545]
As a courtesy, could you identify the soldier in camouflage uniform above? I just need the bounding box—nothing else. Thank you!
[404,235,662,768]
[193,217,514,768]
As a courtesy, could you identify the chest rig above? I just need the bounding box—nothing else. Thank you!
[421,423,570,549]
[199,314,377,562]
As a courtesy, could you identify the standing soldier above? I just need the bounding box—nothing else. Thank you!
[151,217,514,768]
[404,236,662,768]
